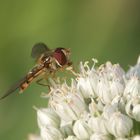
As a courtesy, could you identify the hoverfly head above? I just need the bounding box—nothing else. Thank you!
[53,48,71,66]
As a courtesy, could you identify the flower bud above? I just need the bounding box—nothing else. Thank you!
[28,134,41,140]
[97,77,124,104]
[64,136,79,140]
[125,97,140,121]
[97,99,105,112]
[115,138,129,140]
[40,126,63,140]
[77,62,98,98]
[49,80,87,122]
[50,91,87,122]
[97,62,125,104]
[111,95,126,113]
[137,56,140,64]
[103,104,119,120]
[73,119,92,139]
[37,108,60,129]
[90,133,111,140]
[89,100,100,116]
[133,104,140,121]
[60,123,73,138]
[108,112,133,138]
[88,116,108,134]
[126,55,140,79]
[54,103,77,122]
[132,135,140,140]
[124,76,140,98]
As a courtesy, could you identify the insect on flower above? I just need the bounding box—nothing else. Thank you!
[0,43,72,100]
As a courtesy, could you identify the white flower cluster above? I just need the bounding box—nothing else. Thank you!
[29,56,140,140]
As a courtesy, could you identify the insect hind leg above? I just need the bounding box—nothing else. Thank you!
[36,78,51,91]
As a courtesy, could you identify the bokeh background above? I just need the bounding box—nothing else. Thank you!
[0,0,140,139]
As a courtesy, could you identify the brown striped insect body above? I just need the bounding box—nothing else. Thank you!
[0,43,72,100]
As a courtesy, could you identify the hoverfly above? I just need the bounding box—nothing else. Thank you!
[0,43,72,100]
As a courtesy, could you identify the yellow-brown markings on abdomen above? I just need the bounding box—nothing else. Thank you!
[20,66,45,92]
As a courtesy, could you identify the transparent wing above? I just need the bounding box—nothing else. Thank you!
[31,42,51,59]
[0,76,28,100]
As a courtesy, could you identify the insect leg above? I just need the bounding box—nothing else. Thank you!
[65,63,78,76]
[36,78,51,91]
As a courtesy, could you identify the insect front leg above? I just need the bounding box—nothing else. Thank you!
[66,62,78,77]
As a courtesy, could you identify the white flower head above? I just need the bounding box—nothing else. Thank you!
[29,55,140,140]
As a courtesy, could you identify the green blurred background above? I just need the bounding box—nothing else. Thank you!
[0,0,140,139]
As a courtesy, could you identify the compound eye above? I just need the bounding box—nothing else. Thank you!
[53,48,67,66]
